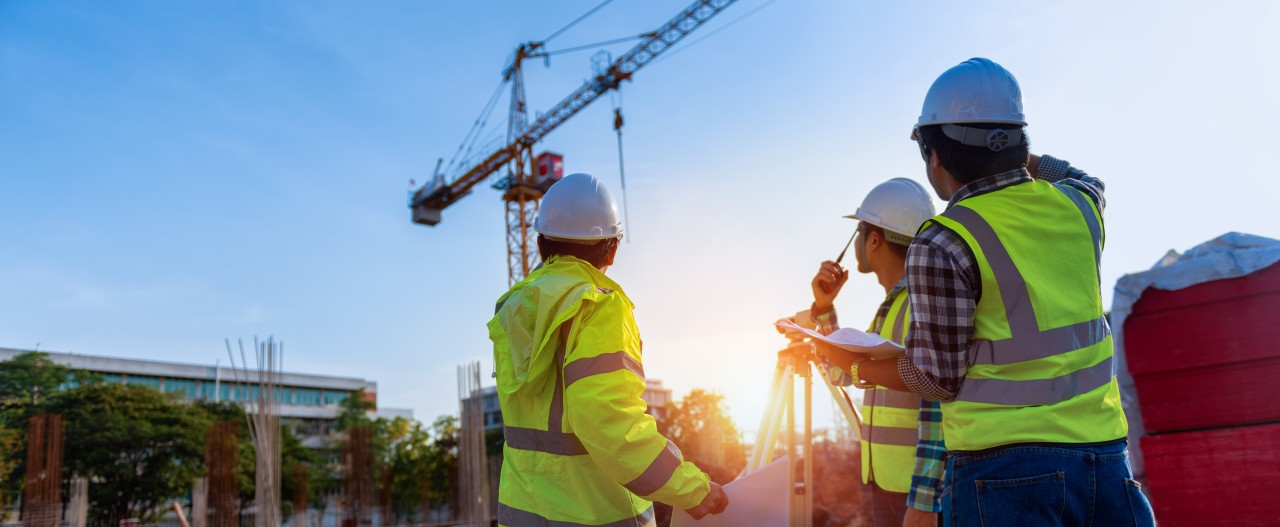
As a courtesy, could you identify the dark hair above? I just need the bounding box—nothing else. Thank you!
[918,123,1030,184]
[536,235,619,269]
[863,225,909,260]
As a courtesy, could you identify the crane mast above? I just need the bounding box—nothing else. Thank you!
[410,0,738,285]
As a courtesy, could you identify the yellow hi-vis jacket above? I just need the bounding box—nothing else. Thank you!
[859,287,920,493]
[488,255,710,526]
[925,180,1127,452]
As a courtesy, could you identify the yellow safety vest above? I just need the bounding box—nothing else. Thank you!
[859,288,920,493]
[925,180,1128,452]
[488,255,710,526]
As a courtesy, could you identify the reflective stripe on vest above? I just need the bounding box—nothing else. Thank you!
[501,318,680,497]
[492,257,703,522]
[942,204,1112,406]
[499,503,656,527]
[930,180,1127,451]
[565,351,644,388]
[503,320,589,456]
[859,287,920,492]
[624,440,684,497]
[860,421,919,447]
[1055,185,1103,273]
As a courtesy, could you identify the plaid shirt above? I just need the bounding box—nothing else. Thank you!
[812,279,946,512]
[895,155,1105,400]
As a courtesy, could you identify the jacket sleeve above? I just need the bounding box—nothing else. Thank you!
[562,294,711,510]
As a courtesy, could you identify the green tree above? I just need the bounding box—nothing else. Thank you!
[280,423,321,517]
[195,400,324,519]
[335,388,376,431]
[426,415,459,513]
[44,383,210,525]
[0,352,69,408]
[657,389,746,483]
[0,351,96,507]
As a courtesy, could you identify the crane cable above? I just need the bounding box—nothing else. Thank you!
[538,33,651,57]
[612,89,630,242]
[443,77,509,180]
[541,0,621,45]
[650,0,782,67]
[443,0,623,183]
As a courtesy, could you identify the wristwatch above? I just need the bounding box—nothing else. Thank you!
[849,358,872,388]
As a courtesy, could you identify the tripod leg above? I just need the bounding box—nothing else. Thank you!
[815,362,864,440]
[786,369,797,527]
[803,363,814,527]
[748,363,787,472]
[762,363,794,471]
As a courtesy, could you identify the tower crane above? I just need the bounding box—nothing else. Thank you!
[409,0,738,285]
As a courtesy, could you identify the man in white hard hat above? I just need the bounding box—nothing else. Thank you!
[488,173,729,527]
[817,58,1155,526]
[809,178,943,527]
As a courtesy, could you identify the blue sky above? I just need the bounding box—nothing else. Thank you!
[3,1,1277,431]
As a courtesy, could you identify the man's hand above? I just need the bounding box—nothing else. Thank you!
[684,482,729,520]
[903,507,937,527]
[811,260,849,311]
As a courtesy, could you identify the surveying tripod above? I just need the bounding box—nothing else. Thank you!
[743,311,865,527]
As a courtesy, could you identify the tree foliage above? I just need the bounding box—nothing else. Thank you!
[0,353,467,523]
[335,393,460,521]
[657,389,746,483]
[45,383,210,525]
[0,352,90,507]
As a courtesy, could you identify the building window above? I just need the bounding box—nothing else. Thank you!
[103,374,122,384]
[237,385,260,402]
[127,375,161,389]
[295,388,321,406]
[59,372,80,391]
[164,378,197,398]
[322,390,348,406]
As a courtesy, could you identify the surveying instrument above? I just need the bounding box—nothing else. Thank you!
[743,309,865,527]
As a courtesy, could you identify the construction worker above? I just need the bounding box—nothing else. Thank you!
[488,173,728,527]
[809,178,942,527]
[816,58,1156,526]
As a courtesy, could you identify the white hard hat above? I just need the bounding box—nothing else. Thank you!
[911,58,1027,152]
[534,173,624,241]
[844,178,937,245]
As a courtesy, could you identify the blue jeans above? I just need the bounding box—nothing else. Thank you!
[942,441,1154,527]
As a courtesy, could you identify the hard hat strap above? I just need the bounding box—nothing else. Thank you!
[941,124,1023,152]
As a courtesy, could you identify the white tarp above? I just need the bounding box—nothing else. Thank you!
[1111,232,1280,481]
[670,457,790,527]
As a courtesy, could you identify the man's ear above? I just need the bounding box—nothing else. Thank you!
[604,238,619,267]
[865,229,883,254]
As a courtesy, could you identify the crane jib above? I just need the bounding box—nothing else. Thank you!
[410,0,738,216]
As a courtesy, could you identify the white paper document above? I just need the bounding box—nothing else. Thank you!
[774,319,905,359]
[670,457,790,527]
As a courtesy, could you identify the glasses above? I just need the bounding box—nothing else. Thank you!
[911,127,929,162]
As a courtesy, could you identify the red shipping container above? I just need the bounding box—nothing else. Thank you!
[1142,422,1280,526]
[1124,261,1280,433]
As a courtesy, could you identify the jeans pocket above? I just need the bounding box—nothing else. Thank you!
[976,472,1065,527]
[1124,478,1156,527]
